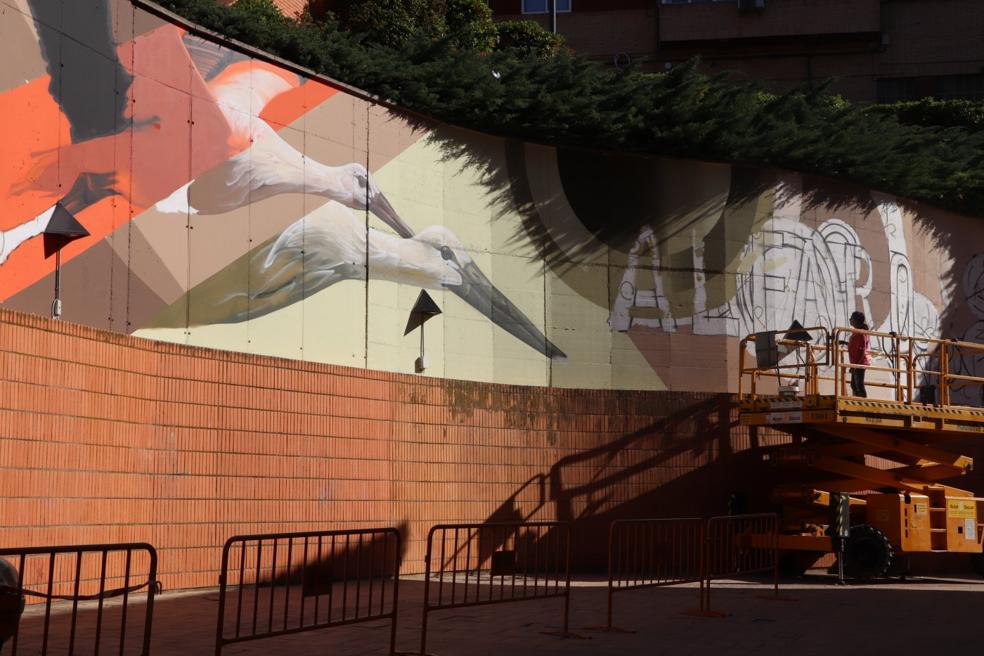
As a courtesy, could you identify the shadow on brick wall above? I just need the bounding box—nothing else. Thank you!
[477,395,783,571]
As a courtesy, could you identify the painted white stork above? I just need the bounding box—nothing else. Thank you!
[155,64,412,238]
[182,201,566,360]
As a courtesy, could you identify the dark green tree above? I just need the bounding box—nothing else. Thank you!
[156,0,984,218]
[328,0,446,49]
[494,19,563,57]
[444,0,498,53]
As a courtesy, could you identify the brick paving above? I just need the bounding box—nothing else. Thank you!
[13,573,984,655]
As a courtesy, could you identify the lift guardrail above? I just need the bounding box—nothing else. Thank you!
[738,326,984,405]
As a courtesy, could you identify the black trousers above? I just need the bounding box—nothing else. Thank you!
[850,367,867,398]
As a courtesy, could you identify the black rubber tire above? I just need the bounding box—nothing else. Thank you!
[844,525,894,581]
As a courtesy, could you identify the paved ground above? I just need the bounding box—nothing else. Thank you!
[13,572,984,655]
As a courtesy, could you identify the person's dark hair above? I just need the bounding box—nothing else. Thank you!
[850,311,869,330]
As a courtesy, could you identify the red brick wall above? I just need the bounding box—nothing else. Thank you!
[0,308,765,591]
[4,307,981,588]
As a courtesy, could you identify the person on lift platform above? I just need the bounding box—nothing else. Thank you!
[848,311,870,398]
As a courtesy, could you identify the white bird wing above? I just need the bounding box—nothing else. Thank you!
[154,181,196,215]
[157,66,305,215]
[254,206,363,301]
[182,126,309,215]
[209,66,297,140]
[262,217,308,270]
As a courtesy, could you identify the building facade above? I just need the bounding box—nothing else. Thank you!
[488,0,984,102]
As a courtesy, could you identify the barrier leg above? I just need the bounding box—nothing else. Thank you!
[540,581,589,639]
[389,575,400,655]
[584,587,636,633]
[685,525,722,618]
[541,531,588,640]
[607,586,612,630]
[393,553,432,656]
[584,522,633,634]
[756,537,796,603]
[683,577,726,618]
[419,607,430,656]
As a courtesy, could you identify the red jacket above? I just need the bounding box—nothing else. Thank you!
[848,332,870,365]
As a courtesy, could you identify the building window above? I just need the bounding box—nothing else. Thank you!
[522,0,571,14]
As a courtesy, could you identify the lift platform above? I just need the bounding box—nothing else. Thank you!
[737,326,984,578]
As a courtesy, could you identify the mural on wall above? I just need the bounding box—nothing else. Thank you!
[612,186,942,355]
[1,0,982,395]
[950,253,984,406]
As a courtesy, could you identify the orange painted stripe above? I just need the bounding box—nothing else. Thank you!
[0,24,337,301]
[261,78,337,127]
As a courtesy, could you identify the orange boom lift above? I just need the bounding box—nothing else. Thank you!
[738,326,984,579]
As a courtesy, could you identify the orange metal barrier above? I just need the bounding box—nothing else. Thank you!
[214,528,401,655]
[702,513,779,615]
[599,518,704,631]
[0,542,159,655]
[593,514,781,623]
[414,522,575,655]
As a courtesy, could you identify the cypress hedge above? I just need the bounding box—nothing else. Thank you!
[158,0,984,218]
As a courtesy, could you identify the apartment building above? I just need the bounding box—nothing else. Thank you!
[488,0,984,102]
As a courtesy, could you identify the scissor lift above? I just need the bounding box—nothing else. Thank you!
[738,326,984,579]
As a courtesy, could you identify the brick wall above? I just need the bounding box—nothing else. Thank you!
[3,306,981,588]
[0,307,768,591]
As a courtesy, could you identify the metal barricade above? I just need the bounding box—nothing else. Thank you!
[598,518,704,631]
[702,513,779,615]
[415,522,575,655]
[214,528,401,655]
[0,543,159,655]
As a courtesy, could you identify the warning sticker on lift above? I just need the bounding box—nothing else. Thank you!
[768,400,803,410]
[947,499,977,519]
[767,412,803,424]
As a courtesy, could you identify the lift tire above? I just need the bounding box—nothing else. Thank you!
[844,525,894,581]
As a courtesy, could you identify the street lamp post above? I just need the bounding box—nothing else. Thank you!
[42,203,89,320]
[52,249,63,319]
[405,290,442,373]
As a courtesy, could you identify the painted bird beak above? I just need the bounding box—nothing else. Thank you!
[369,192,415,239]
[448,259,567,360]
